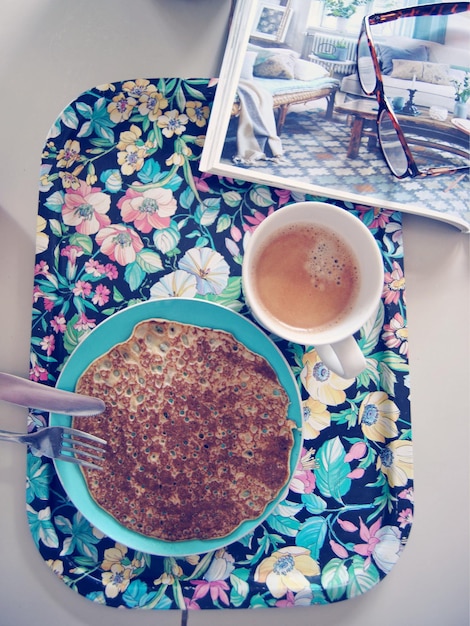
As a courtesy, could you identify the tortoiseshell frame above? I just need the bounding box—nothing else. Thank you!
[357,2,470,179]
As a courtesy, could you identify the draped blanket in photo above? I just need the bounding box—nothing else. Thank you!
[234,79,284,165]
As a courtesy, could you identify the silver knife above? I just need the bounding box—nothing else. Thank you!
[0,372,105,416]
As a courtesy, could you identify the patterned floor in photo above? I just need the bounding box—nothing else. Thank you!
[222,104,470,228]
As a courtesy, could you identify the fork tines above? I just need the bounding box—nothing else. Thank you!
[60,427,107,470]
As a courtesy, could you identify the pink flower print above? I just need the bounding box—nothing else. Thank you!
[329,540,349,559]
[84,259,106,277]
[72,280,92,298]
[183,597,200,610]
[383,261,406,305]
[193,171,213,193]
[353,517,382,569]
[104,263,119,280]
[337,518,358,533]
[61,244,84,263]
[275,588,313,608]
[44,298,55,312]
[73,313,96,331]
[276,590,296,608]
[398,487,414,502]
[51,315,66,333]
[397,507,413,528]
[356,206,393,230]
[33,285,44,303]
[382,312,408,356]
[40,334,55,356]
[273,188,292,207]
[344,441,367,462]
[34,260,50,276]
[242,207,275,233]
[61,244,85,281]
[62,181,111,235]
[92,284,111,306]
[117,186,177,234]
[230,224,242,242]
[290,448,316,494]
[96,224,144,266]
[347,467,365,479]
[190,580,230,606]
[30,365,48,382]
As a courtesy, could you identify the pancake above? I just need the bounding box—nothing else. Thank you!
[73,318,294,542]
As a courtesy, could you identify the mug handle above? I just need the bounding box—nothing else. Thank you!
[315,336,366,380]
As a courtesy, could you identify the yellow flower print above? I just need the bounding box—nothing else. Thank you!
[59,171,81,190]
[302,397,330,439]
[138,84,169,122]
[46,559,64,578]
[377,440,413,487]
[122,78,151,97]
[185,554,200,566]
[165,143,193,167]
[101,543,128,570]
[153,572,175,586]
[36,216,49,254]
[116,124,143,151]
[157,109,189,138]
[117,144,147,175]
[185,100,210,127]
[101,543,134,598]
[358,391,399,443]
[56,139,80,168]
[300,349,354,406]
[101,564,132,598]
[255,546,320,598]
[107,92,137,123]
[116,124,148,175]
[96,83,116,92]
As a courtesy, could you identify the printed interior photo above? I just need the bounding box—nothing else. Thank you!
[202,0,470,230]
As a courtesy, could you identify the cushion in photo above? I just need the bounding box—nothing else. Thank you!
[391,59,451,85]
[378,43,429,75]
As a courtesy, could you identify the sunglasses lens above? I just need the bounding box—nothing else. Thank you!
[378,109,409,177]
[357,30,377,94]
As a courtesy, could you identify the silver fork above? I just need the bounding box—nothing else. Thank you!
[0,426,107,470]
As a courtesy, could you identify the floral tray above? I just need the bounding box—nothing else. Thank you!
[28,78,413,610]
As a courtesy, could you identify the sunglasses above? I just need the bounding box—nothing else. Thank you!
[357,2,470,178]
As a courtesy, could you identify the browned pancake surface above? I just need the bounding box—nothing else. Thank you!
[73,318,294,541]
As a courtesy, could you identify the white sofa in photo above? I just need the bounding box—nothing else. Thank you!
[340,36,470,116]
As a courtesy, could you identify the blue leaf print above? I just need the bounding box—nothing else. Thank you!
[26,455,52,503]
[55,511,101,561]
[76,97,116,143]
[26,505,59,548]
[296,516,328,560]
[123,580,158,608]
[138,158,163,184]
[315,437,352,502]
[125,261,146,290]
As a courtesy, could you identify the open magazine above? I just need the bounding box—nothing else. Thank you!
[200,0,470,232]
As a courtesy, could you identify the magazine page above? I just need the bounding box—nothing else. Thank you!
[200,0,470,232]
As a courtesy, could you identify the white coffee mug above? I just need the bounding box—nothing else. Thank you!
[242,202,384,379]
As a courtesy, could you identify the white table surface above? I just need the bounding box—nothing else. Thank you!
[0,2,468,625]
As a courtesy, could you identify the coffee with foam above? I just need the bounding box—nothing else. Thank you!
[250,223,360,333]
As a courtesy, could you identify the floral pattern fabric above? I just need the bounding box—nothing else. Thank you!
[28,78,413,610]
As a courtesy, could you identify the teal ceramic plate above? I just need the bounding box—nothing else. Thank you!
[50,298,303,557]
